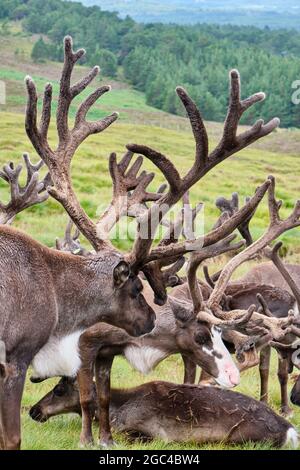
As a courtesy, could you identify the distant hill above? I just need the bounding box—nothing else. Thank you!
[80,0,300,29]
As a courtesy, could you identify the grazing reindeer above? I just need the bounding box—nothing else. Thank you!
[0,35,278,449]
[75,236,252,447]
[30,185,300,447]
[30,235,248,446]
[30,377,298,449]
[253,242,300,416]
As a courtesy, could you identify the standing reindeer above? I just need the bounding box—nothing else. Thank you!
[0,33,283,449]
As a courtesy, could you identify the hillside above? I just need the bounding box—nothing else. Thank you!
[1,29,300,256]
[2,2,300,128]
[81,0,300,28]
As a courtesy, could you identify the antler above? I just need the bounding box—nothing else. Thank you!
[55,219,91,256]
[185,234,255,329]
[215,192,255,246]
[96,151,164,239]
[145,180,270,263]
[0,153,49,224]
[141,193,196,304]
[127,69,279,269]
[265,241,300,310]
[25,36,119,251]
[207,176,300,309]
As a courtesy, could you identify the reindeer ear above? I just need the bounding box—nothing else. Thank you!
[113,261,131,288]
[168,297,194,325]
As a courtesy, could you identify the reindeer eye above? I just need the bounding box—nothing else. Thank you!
[194,333,207,345]
[213,326,222,335]
[131,278,143,297]
[53,386,65,397]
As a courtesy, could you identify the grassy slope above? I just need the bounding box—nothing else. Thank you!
[1,26,300,450]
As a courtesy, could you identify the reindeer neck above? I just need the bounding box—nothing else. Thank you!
[123,306,179,374]
[45,249,122,336]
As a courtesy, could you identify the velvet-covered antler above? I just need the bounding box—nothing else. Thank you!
[127,70,279,270]
[0,153,49,224]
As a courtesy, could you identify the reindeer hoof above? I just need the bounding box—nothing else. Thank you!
[98,438,116,448]
[280,407,294,419]
[79,435,94,448]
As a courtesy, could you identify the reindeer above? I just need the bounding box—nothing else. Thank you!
[29,378,298,449]
[0,35,279,449]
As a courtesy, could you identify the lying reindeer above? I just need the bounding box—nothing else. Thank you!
[30,377,298,449]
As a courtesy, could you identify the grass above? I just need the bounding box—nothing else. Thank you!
[0,25,300,451]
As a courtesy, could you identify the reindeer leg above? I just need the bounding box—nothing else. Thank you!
[95,356,114,448]
[182,355,197,384]
[0,363,27,450]
[259,346,271,403]
[77,365,95,447]
[278,356,293,418]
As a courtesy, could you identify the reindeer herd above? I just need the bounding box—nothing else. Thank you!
[1,36,300,450]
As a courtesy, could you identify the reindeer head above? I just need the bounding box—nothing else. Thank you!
[29,377,82,422]
[169,296,240,387]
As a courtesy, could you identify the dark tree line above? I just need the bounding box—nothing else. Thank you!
[2,0,300,127]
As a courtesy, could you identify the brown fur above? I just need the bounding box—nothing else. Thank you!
[30,378,296,448]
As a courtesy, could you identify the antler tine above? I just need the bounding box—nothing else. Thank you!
[181,191,203,241]
[25,36,119,252]
[142,193,194,305]
[265,241,300,310]
[161,257,185,288]
[175,86,209,172]
[256,293,273,318]
[215,191,255,246]
[207,176,300,310]
[203,265,216,288]
[0,155,49,225]
[197,304,256,331]
[187,234,245,314]
[55,218,91,256]
[211,70,280,162]
[57,36,118,149]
